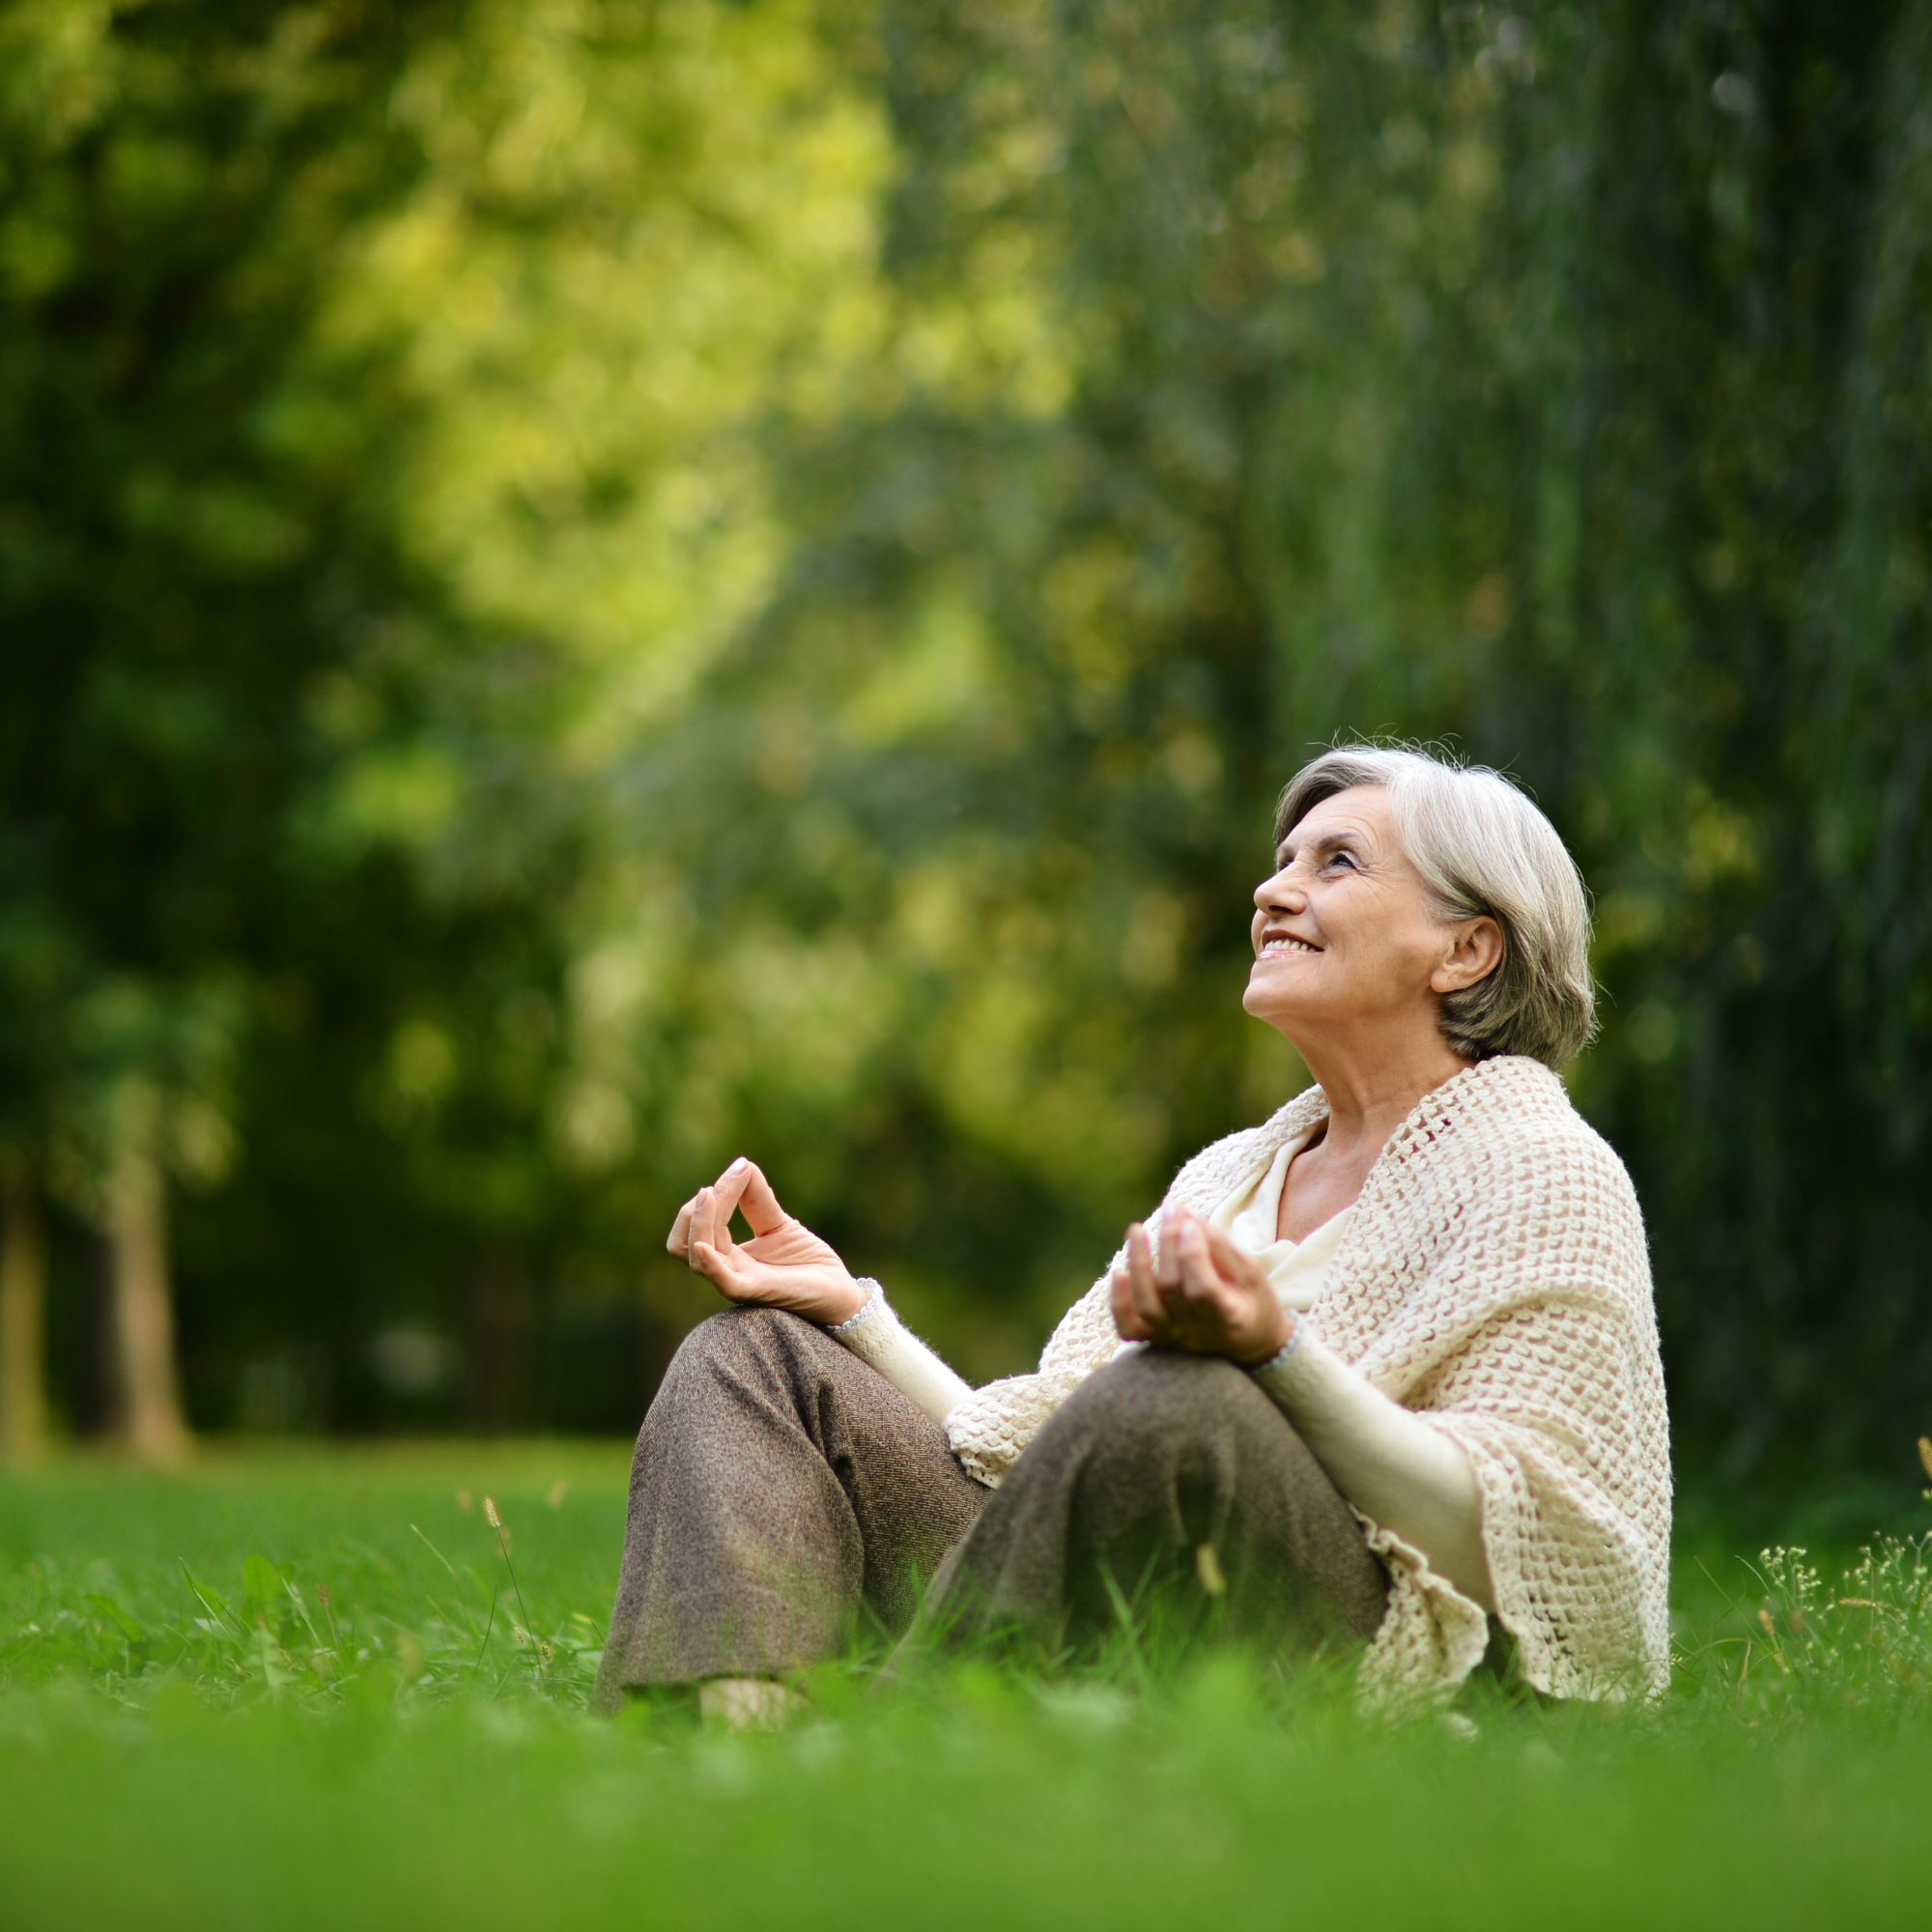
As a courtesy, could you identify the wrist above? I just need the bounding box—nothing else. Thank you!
[825,1277,879,1329]
[1234,1306,1297,1369]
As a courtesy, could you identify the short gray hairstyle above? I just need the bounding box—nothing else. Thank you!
[1273,745,1596,1068]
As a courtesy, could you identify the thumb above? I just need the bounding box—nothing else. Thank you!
[691,1241,744,1295]
[1203,1219,1264,1286]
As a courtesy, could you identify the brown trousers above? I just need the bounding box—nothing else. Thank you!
[593,1307,1387,1708]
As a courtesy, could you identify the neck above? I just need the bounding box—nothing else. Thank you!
[1289,1020,1473,1160]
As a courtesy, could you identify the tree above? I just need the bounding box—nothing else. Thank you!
[0,0,920,1434]
[0,1158,47,1461]
[8,0,1928,1502]
[0,0,476,1446]
[608,0,1932,1496]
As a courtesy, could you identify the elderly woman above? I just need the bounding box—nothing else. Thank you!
[595,746,1671,1719]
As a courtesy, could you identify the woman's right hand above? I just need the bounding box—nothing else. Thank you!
[1109,1205,1292,1366]
[666,1158,870,1327]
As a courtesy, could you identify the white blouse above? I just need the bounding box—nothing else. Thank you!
[1209,1128,1353,1308]
[833,1126,1494,1610]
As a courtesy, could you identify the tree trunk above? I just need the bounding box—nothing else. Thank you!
[466,1257,534,1435]
[107,1141,190,1462]
[0,1163,49,1462]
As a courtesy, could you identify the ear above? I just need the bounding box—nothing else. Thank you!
[1430,915,1504,995]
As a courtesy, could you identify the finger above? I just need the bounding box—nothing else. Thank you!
[1125,1224,1168,1333]
[1173,1215,1224,1300]
[710,1158,756,1237]
[1152,1211,1207,1322]
[692,1186,736,1263]
[667,1195,701,1259]
[1122,1227,1152,1321]
[733,1160,790,1240]
[1203,1219,1267,1291]
[1154,1208,1186,1289]
[1111,1266,1151,1341]
[690,1240,750,1301]
[687,1187,714,1256]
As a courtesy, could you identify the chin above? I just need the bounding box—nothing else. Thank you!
[1244,974,1313,1030]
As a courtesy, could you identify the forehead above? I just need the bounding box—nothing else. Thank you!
[1279,783,1394,850]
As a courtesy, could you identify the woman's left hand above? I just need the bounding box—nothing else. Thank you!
[1110,1205,1293,1366]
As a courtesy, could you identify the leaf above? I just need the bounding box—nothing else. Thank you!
[280,1574,326,1650]
[254,1623,289,1693]
[84,1594,145,1642]
[180,1562,230,1618]
[242,1553,283,1609]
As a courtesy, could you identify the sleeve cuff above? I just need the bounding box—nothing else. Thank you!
[826,1281,974,1427]
[1249,1318,1309,1379]
[831,1279,885,1335]
[1250,1320,1352,1413]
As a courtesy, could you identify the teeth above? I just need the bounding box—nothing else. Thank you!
[1261,937,1317,955]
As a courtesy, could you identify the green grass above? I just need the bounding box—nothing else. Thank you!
[3,1445,1931,1930]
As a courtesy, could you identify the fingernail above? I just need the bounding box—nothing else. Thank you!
[727,1157,746,1174]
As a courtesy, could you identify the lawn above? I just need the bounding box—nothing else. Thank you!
[2,1443,1930,1931]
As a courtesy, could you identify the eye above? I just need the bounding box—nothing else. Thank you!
[1324,849,1360,872]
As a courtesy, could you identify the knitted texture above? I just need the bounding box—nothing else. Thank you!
[945,1057,1671,1706]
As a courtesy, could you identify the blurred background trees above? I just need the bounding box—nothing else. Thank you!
[1,0,1928,1516]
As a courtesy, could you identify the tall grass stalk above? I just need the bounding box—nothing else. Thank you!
[482,1494,549,1691]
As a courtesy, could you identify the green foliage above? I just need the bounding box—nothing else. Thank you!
[1678,1533,1932,1720]
[3,0,1930,1484]
[630,0,1932,1488]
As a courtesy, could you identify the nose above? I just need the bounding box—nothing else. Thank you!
[1254,866,1305,916]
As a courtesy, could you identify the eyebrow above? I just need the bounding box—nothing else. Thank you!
[1277,828,1368,865]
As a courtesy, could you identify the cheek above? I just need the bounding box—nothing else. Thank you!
[1375,918,1451,986]
[1313,895,1418,980]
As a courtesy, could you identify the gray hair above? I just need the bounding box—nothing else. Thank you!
[1273,745,1596,1068]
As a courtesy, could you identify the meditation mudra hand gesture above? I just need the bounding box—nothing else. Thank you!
[667,1157,870,1328]
[673,1159,1287,1366]
[1110,1206,1292,1366]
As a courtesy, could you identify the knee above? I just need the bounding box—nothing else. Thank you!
[663,1304,816,1386]
[1062,1350,1260,1462]
[1081,1348,1254,1414]
[687,1304,791,1348]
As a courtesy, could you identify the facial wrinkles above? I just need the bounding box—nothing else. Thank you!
[1252,804,1446,1001]
[1246,790,1474,1051]
[1253,825,1381,955]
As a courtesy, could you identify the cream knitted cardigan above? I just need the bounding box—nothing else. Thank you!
[945,1055,1673,1706]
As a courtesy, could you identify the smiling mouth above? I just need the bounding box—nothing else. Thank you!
[1258,934,1321,956]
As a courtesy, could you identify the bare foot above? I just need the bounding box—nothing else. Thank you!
[697,1677,805,1732]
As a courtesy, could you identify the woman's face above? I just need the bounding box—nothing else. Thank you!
[1243,784,1486,1050]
